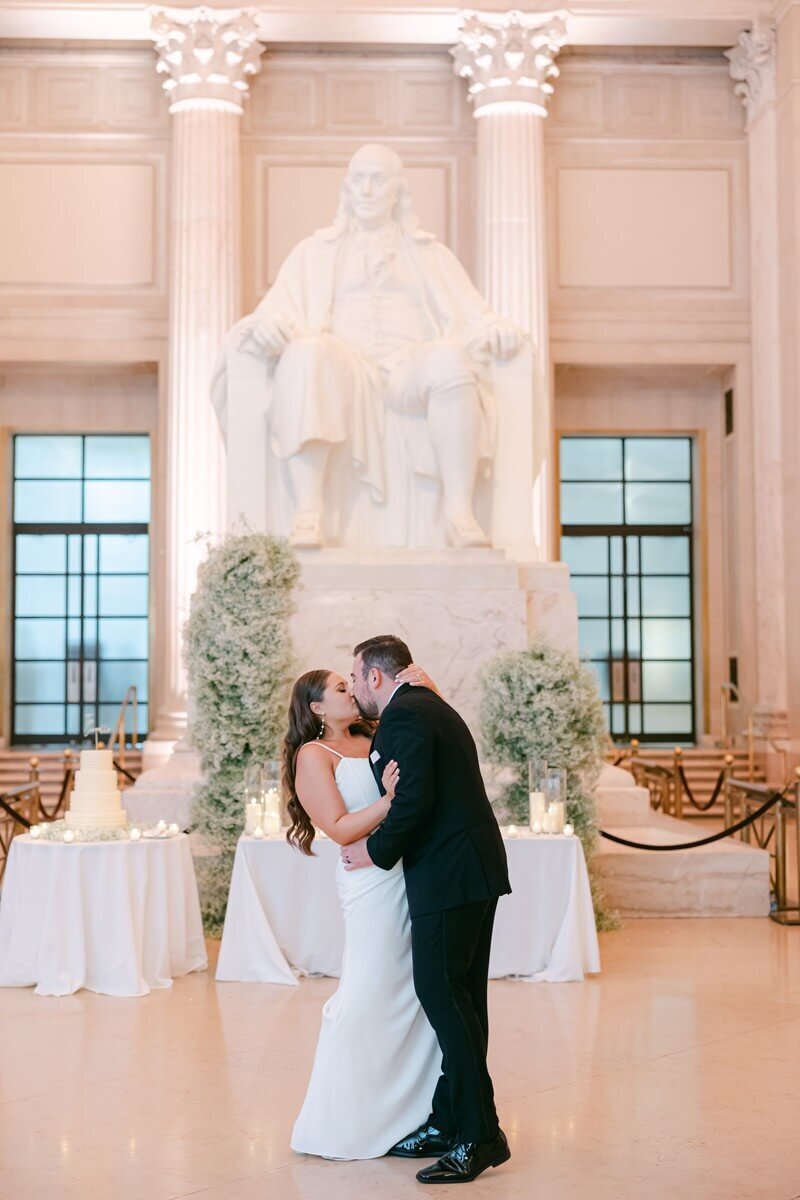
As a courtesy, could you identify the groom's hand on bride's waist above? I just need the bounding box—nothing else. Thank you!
[341,837,374,872]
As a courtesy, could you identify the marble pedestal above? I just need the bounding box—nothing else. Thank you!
[130,550,578,827]
[290,549,578,734]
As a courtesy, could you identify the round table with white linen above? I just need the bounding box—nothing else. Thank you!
[216,831,600,986]
[0,833,208,997]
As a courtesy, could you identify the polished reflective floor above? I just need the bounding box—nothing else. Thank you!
[1,919,798,1199]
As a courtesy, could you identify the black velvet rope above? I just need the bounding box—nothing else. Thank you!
[678,763,727,812]
[599,783,793,852]
[0,795,32,829]
[113,760,136,784]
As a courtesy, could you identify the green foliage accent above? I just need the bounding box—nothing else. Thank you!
[185,533,300,934]
[479,635,618,928]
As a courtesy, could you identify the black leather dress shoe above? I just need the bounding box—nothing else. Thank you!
[386,1123,456,1158]
[416,1131,511,1184]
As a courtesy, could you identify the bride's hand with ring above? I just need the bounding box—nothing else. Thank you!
[395,663,440,695]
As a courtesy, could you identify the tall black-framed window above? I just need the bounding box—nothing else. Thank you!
[11,434,151,744]
[559,435,695,743]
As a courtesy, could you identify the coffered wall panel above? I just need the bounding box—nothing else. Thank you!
[557,166,731,289]
[0,50,167,134]
[0,66,29,130]
[0,48,169,356]
[545,54,749,339]
[546,56,744,141]
[0,161,158,289]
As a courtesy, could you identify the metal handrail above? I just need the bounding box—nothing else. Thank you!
[728,770,800,925]
[107,686,139,771]
[718,682,789,778]
[740,714,789,784]
[0,767,41,887]
[719,681,739,749]
[629,750,674,815]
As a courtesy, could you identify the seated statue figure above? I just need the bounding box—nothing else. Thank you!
[213,143,526,549]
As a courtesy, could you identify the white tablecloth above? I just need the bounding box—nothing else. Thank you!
[216,833,600,986]
[0,834,208,997]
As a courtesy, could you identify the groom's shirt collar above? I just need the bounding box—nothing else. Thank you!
[384,681,411,711]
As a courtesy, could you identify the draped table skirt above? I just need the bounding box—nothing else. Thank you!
[216,832,600,986]
[0,834,208,997]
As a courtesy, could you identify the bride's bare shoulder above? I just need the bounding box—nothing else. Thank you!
[296,742,336,769]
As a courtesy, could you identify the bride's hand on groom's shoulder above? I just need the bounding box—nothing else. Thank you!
[381,760,400,802]
[395,664,439,695]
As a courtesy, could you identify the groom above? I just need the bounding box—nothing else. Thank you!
[343,634,512,1184]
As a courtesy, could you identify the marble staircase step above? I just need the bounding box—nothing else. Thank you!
[593,815,770,917]
[610,747,766,815]
[593,762,771,917]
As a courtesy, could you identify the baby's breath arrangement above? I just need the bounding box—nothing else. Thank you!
[35,818,131,843]
[480,636,617,929]
[185,533,300,933]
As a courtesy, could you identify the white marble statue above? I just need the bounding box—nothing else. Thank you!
[212,144,526,549]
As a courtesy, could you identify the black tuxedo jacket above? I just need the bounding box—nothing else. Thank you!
[365,684,511,919]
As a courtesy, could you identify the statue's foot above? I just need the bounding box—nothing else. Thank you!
[290,510,323,548]
[446,512,491,549]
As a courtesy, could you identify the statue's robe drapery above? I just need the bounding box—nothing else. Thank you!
[211,223,502,506]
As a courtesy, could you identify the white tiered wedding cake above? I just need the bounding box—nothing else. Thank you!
[66,749,127,831]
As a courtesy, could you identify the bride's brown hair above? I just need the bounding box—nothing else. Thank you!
[283,669,374,856]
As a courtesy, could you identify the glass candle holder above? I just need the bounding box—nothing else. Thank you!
[546,767,567,834]
[262,759,284,827]
[527,758,548,833]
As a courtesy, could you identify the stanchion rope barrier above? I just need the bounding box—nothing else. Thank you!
[678,763,726,812]
[0,795,32,829]
[600,781,795,852]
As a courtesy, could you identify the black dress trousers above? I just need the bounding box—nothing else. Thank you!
[410,896,500,1145]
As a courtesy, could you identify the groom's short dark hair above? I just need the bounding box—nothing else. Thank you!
[354,634,412,679]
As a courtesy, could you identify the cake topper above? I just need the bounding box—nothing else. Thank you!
[83,722,111,749]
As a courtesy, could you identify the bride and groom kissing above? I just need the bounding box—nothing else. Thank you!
[282,634,512,1184]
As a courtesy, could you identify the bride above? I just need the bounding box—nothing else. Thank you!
[284,663,441,1160]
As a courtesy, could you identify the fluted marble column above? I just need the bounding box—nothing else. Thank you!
[726,22,788,745]
[143,7,263,769]
[453,11,566,559]
[768,3,800,755]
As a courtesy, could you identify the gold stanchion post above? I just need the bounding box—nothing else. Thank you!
[794,768,800,915]
[723,753,735,829]
[672,746,683,819]
[775,798,787,912]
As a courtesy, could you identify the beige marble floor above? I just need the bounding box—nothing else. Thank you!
[1,920,799,1200]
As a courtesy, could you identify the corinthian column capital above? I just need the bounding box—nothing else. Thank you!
[451,8,568,117]
[149,5,264,114]
[725,18,776,126]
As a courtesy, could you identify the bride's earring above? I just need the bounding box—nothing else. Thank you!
[317,712,325,739]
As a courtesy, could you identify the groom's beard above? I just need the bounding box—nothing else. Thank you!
[355,693,379,721]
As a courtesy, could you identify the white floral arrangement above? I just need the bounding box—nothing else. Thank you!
[32,819,132,844]
[184,532,300,935]
[480,635,618,929]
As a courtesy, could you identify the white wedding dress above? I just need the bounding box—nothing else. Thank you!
[291,747,442,1160]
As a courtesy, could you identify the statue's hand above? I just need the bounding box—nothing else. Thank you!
[237,315,294,358]
[469,319,526,362]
